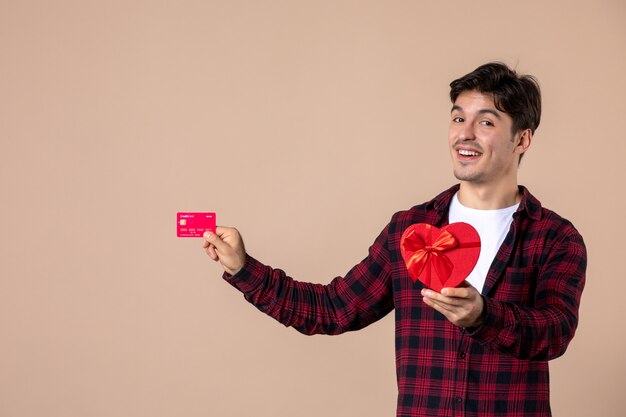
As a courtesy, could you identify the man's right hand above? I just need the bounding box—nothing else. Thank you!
[202,226,247,276]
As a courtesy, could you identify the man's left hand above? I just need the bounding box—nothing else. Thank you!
[421,282,484,328]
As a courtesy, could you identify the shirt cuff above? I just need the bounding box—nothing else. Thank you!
[465,296,505,344]
[222,254,267,295]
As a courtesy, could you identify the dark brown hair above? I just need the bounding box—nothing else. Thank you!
[450,62,541,135]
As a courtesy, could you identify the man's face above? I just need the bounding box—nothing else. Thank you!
[448,91,525,186]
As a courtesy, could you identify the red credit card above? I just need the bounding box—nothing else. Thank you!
[177,212,216,237]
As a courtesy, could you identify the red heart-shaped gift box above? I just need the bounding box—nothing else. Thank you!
[400,222,481,292]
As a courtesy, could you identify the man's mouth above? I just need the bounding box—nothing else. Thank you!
[457,149,482,157]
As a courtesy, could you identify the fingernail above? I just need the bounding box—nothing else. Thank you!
[203,231,212,239]
[442,288,449,296]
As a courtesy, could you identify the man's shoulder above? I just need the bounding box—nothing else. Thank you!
[519,187,585,245]
[534,205,583,240]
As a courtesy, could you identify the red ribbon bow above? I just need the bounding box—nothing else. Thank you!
[401,225,458,287]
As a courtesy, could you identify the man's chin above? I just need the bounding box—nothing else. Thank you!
[453,170,481,183]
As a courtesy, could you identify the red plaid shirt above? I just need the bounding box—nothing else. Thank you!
[223,185,586,417]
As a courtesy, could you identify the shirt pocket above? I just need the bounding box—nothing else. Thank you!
[494,266,537,306]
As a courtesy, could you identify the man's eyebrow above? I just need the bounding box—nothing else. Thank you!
[450,105,502,120]
[478,108,502,120]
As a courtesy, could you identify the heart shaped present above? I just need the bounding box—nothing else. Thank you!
[400,222,481,292]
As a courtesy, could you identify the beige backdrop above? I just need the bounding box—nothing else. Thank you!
[1,1,624,416]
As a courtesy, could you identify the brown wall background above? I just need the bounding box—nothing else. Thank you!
[1,1,624,416]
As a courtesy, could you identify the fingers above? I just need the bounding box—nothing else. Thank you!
[421,286,484,328]
[422,292,459,314]
[202,229,229,261]
[203,229,229,253]
[422,293,450,312]
[201,226,247,275]
[422,283,477,300]
[205,244,219,261]
[441,286,472,298]
[421,288,468,306]
[422,295,454,316]
[201,228,229,262]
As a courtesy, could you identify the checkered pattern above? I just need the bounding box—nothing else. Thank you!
[223,185,586,417]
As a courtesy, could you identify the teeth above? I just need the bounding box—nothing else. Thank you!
[458,149,481,156]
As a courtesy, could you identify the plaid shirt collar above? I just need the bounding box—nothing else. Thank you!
[430,183,543,221]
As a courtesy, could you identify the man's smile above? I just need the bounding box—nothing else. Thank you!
[455,146,483,161]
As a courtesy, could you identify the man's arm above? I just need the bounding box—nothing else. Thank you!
[422,228,586,361]
[203,225,395,335]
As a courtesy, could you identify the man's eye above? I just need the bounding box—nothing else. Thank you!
[480,120,494,126]
[452,117,464,123]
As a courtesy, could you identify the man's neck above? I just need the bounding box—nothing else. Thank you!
[457,181,521,210]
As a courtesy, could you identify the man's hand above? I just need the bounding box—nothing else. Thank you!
[421,282,484,328]
[202,226,247,276]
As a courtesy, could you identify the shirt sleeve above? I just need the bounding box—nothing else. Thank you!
[467,227,587,360]
[221,223,395,335]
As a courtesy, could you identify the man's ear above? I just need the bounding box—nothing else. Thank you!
[515,129,533,156]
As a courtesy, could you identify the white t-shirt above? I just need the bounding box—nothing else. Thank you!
[448,193,519,293]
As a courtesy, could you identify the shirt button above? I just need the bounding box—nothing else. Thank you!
[459,352,466,359]
[455,397,463,404]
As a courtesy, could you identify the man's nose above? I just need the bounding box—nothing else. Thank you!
[458,123,475,141]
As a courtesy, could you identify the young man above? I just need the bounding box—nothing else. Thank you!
[202,62,587,417]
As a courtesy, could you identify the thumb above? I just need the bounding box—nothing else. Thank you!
[203,230,228,252]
